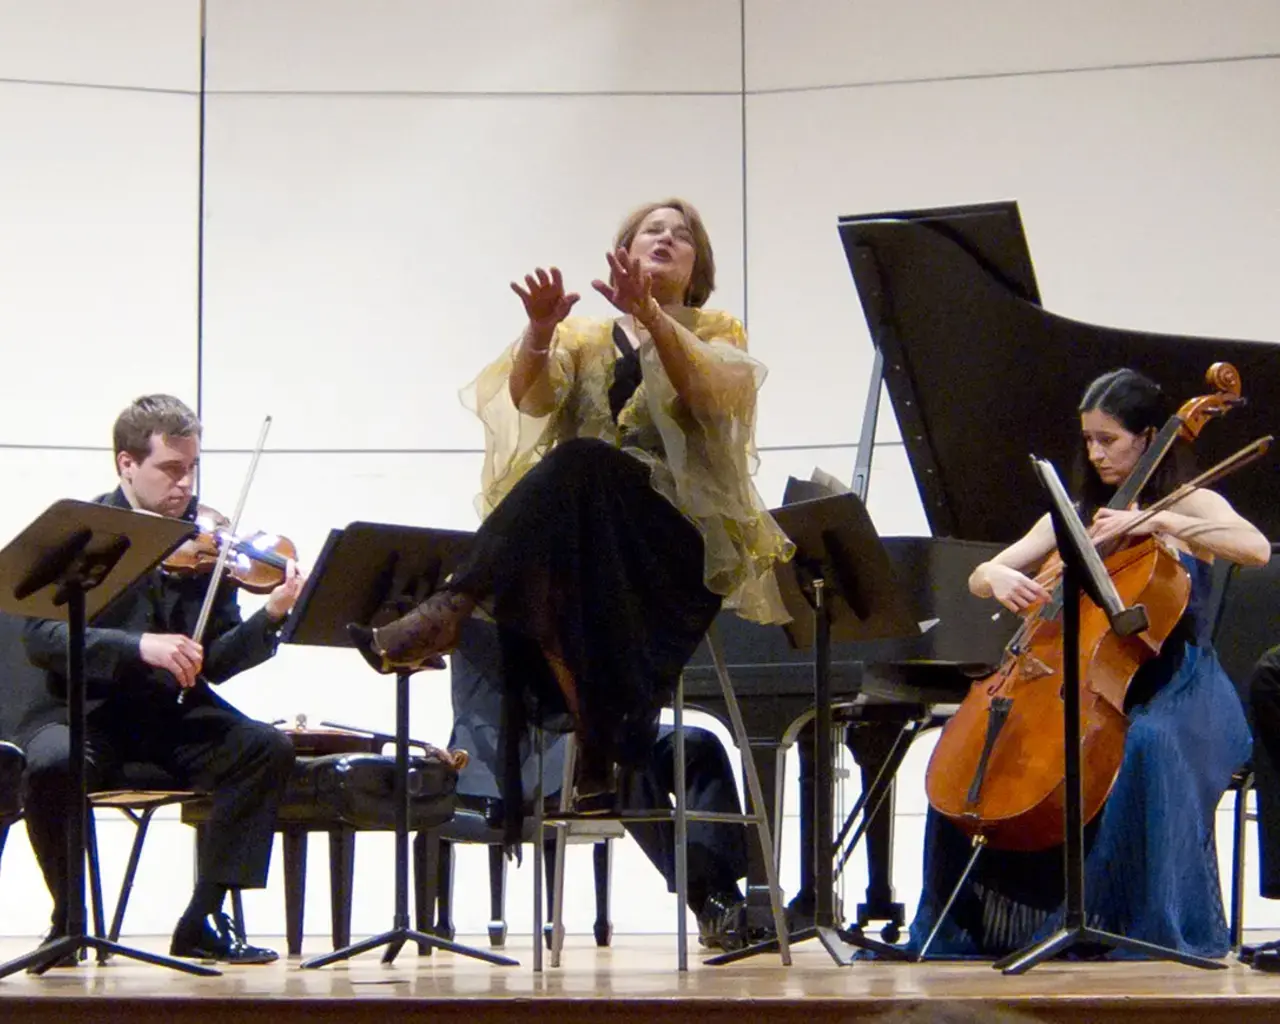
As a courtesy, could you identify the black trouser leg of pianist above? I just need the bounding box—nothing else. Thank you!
[20,691,294,965]
[1246,646,1280,969]
[619,724,750,950]
[450,618,750,951]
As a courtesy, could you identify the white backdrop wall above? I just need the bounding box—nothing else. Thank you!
[2,0,1279,943]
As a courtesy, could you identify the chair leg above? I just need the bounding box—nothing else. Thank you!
[107,808,156,943]
[707,626,793,964]
[488,844,508,947]
[283,828,307,957]
[532,726,549,972]
[1231,774,1253,950]
[673,678,689,972]
[86,809,107,961]
[547,735,575,965]
[413,831,438,955]
[542,837,559,951]
[593,839,612,947]
[329,827,355,952]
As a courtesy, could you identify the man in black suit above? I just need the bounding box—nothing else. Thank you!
[18,394,303,964]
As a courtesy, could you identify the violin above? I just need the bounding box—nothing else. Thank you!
[172,415,296,705]
[924,363,1246,852]
[162,504,298,595]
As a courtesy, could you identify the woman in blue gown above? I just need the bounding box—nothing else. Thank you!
[909,368,1271,960]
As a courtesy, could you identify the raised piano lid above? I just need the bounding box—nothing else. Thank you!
[838,200,1280,545]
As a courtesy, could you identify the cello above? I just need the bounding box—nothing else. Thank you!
[924,363,1246,851]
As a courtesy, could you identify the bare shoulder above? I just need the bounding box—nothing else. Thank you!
[1166,486,1236,518]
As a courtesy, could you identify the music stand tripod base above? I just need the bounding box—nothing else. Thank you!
[0,500,218,980]
[994,926,1225,975]
[300,664,517,969]
[279,522,517,969]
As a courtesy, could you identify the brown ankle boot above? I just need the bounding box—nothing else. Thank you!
[359,591,473,672]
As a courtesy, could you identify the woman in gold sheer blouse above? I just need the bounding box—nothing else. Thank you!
[351,199,792,813]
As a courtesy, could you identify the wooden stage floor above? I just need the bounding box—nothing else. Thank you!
[1,933,1279,1024]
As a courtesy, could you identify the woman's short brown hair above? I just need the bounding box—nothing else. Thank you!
[613,198,716,308]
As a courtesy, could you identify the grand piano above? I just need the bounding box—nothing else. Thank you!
[682,200,1280,942]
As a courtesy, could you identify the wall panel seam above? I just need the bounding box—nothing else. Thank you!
[744,50,1280,98]
[0,76,195,95]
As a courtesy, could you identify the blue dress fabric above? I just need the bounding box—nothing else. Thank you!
[906,552,1251,960]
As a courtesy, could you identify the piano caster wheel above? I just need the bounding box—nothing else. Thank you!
[488,923,507,948]
[881,923,902,944]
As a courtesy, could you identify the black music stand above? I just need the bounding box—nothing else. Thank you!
[708,493,919,965]
[0,500,216,979]
[280,522,517,968]
[993,460,1223,974]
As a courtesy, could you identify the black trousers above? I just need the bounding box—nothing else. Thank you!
[21,689,293,929]
[1249,646,1280,899]
[620,724,748,909]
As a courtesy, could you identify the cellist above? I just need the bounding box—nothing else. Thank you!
[908,367,1269,960]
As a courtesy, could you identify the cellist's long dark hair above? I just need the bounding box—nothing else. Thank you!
[1073,368,1196,521]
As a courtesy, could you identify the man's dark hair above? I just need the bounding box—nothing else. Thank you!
[112,394,202,462]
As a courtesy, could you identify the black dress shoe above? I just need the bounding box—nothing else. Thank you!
[1239,938,1280,966]
[25,931,80,972]
[170,913,278,965]
[697,892,747,952]
[1253,948,1280,972]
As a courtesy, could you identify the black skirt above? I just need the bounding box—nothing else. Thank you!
[447,437,722,816]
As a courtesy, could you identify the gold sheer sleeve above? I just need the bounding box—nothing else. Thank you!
[460,320,582,517]
[629,309,795,624]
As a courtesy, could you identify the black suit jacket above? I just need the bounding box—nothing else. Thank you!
[21,488,281,711]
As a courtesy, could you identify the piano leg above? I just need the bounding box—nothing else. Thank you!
[792,724,819,925]
[791,708,924,943]
[840,712,915,944]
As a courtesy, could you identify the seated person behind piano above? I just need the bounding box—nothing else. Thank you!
[907,367,1268,959]
[449,618,750,949]
[349,199,793,832]
[19,395,303,964]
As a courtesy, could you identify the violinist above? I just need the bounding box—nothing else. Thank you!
[908,367,1268,960]
[17,394,303,965]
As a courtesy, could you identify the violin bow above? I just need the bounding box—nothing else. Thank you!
[177,414,274,704]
